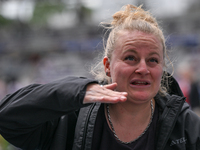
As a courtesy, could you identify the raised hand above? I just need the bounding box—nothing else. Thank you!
[83,83,127,104]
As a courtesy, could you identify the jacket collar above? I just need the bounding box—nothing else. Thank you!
[155,93,186,150]
[73,103,101,150]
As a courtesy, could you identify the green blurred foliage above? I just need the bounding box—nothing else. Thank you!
[0,135,16,150]
[0,15,15,27]
[0,1,93,28]
[30,2,66,26]
[0,2,67,27]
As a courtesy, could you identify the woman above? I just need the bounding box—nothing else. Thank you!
[0,4,200,150]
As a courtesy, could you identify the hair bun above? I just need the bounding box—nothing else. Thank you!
[111,4,158,27]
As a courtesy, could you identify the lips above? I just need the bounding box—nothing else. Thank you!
[130,80,150,86]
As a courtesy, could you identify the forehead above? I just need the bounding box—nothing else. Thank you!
[115,30,163,50]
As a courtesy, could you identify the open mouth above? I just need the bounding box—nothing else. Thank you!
[131,80,150,86]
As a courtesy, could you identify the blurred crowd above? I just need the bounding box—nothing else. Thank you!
[175,55,200,116]
[0,50,98,150]
[0,50,97,99]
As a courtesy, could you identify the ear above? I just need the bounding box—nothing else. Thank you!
[103,56,111,77]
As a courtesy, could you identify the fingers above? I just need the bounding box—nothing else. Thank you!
[83,83,127,104]
[87,94,127,104]
[100,83,127,97]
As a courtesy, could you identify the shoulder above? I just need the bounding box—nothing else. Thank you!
[179,103,200,124]
[176,104,200,146]
[155,93,186,111]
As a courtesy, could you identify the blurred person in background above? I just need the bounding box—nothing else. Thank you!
[0,4,200,150]
[176,60,200,116]
[176,62,192,104]
[189,80,200,116]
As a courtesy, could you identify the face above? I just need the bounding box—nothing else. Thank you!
[104,30,164,104]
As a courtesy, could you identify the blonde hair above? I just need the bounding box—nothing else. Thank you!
[91,4,171,94]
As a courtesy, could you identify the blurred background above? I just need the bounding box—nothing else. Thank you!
[0,0,200,149]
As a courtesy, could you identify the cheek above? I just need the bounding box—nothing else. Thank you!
[154,66,163,86]
[110,63,129,80]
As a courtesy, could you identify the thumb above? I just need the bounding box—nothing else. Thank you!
[103,82,118,90]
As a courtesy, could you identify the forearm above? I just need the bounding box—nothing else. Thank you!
[0,76,97,127]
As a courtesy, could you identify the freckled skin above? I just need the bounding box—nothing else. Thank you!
[106,30,164,104]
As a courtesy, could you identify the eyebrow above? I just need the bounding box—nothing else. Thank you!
[123,49,137,54]
[149,52,161,57]
[123,49,161,57]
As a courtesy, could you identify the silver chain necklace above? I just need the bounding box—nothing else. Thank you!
[106,100,154,144]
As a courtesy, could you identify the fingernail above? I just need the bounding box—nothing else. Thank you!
[113,97,119,101]
[121,96,126,100]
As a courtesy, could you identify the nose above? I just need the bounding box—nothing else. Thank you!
[135,60,150,75]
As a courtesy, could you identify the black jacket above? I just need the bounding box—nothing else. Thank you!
[0,76,200,150]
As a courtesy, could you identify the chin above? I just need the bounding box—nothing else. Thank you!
[129,93,153,103]
[134,88,158,98]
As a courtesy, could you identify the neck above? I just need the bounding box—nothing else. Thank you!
[105,99,155,143]
[107,99,154,127]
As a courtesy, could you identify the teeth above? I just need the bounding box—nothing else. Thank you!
[136,81,146,84]
[133,81,148,85]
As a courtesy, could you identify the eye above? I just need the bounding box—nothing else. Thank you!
[124,56,135,61]
[149,58,158,63]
